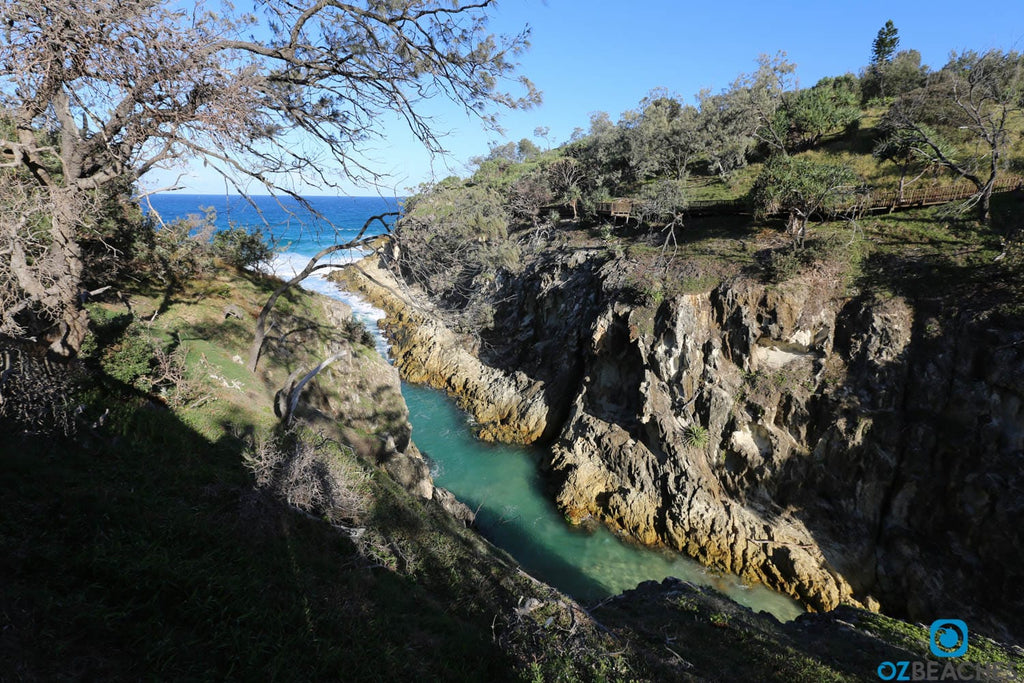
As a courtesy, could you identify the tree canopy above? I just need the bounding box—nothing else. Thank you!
[0,0,537,354]
[751,156,862,248]
[871,21,900,66]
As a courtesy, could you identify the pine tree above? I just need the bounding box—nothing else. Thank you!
[871,20,900,65]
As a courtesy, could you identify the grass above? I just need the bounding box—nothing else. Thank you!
[0,423,517,680]
[596,583,1024,683]
[684,164,763,203]
[0,267,548,681]
[683,424,710,450]
[834,194,1024,314]
[610,185,1024,318]
[857,613,1024,679]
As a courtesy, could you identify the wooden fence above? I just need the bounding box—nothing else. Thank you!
[594,199,633,218]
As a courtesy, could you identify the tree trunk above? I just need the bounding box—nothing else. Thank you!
[48,189,89,356]
[788,211,808,249]
[6,186,89,356]
[980,184,993,223]
[248,285,286,371]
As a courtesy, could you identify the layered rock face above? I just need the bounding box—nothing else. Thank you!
[335,258,553,444]
[340,246,1024,640]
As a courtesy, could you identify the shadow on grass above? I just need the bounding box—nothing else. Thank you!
[853,200,1024,313]
[0,370,518,681]
[597,583,934,683]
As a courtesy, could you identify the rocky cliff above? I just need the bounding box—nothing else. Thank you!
[292,294,474,524]
[338,242,1024,641]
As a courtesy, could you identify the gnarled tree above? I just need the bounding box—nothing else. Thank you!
[881,49,1024,222]
[0,0,537,355]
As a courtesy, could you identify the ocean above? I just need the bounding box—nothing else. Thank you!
[144,193,401,256]
[145,193,402,344]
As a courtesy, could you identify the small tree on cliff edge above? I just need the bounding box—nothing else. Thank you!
[0,0,537,357]
[751,156,862,249]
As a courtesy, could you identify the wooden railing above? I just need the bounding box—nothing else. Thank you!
[594,199,633,218]
[856,175,1024,213]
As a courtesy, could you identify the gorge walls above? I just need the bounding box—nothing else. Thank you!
[339,245,1024,640]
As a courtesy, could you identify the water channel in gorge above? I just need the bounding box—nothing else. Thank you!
[142,194,804,622]
[334,285,804,622]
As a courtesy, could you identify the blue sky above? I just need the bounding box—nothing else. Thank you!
[147,0,1024,196]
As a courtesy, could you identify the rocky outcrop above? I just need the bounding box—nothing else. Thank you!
[300,295,474,525]
[337,244,1024,640]
[549,283,868,614]
[548,273,1024,638]
[334,258,552,443]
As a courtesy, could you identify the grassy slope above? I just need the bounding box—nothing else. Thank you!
[0,268,629,681]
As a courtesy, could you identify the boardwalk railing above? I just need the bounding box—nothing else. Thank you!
[594,199,633,218]
[594,174,1024,221]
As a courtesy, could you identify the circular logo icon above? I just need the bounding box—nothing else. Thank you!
[929,619,968,658]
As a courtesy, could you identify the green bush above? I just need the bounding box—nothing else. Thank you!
[394,181,519,307]
[101,322,155,389]
[683,424,710,450]
[763,249,803,283]
[212,226,274,270]
[129,209,217,286]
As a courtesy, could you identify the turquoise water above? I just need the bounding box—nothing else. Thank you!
[149,194,805,621]
[402,382,804,620]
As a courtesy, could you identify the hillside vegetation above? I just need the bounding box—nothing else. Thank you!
[393,41,1024,326]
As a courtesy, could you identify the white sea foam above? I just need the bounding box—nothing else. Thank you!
[269,250,391,359]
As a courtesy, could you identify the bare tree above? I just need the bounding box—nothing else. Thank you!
[0,0,537,355]
[547,157,585,220]
[631,178,687,263]
[506,170,553,227]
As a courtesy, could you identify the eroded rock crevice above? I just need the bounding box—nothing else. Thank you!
[338,246,1024,640]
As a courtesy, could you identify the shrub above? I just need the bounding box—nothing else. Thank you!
[100,321,155,389]
[131,209,217,285]
[244,428,368,525]
[763,249,803,283]
[394,181,519,307]
[683,424,710,450]
[212,226,274,270]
